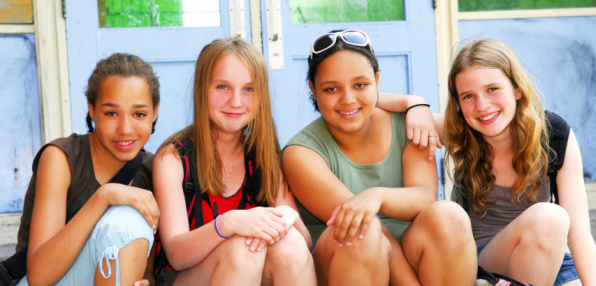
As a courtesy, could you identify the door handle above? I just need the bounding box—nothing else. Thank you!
[229,0,245,39]
[265,0,284,69]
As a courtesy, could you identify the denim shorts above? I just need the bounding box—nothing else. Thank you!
[18,205,154,286]
[477,245,579,286]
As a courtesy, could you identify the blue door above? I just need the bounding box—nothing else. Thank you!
[65,0,442,197]
[261,0,443,197]
[65,0,248,152]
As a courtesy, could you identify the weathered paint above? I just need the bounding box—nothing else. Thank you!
[459,16,596,180]
[0,34,41,213]
[0,0,33,24]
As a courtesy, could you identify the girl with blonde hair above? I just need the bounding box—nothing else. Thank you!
[152,38,315,286]
[283,29,477,285]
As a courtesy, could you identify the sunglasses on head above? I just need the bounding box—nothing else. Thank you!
[309,30,373,60]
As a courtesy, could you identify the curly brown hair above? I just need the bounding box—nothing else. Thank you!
[445,39,550,217]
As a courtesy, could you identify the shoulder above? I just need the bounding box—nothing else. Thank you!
[32,133,83,171]
[387,110,406,129]
[284,116,330,154]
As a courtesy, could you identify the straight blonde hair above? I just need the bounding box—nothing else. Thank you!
[445,39,550,217]
[160,38,281,205]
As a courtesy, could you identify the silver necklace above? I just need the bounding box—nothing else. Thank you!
[223,147,242,186]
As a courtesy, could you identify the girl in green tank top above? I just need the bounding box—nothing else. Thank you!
[282,29,477,285]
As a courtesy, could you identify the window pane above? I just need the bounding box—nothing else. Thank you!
[290,0,403,24]
[98,0,220,28]
[0,0,33,24]
[460,0,596,12]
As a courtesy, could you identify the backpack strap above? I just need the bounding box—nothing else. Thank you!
[545,111,570,204]
[65,149,146,223]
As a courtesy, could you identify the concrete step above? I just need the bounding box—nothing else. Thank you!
[0,244,15,261]
[1,182,595,261]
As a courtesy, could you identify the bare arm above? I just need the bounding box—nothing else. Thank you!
[282,146,354,224]
[557,129,596,284]
[26,146,159,285]
[282,143,437,246]
[273,180,313,249]
[377,92,442,159]
[153,145,287,270]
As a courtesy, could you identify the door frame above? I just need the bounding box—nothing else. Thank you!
[1,0,72,144]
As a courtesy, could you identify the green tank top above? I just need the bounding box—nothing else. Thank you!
[285,112,410,244]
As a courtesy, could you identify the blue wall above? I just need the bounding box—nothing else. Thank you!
[459,16,596,180]
[0,34,42,213]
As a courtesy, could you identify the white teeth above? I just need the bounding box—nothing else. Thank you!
[338,109,358,115]
[479,112,498,121]
[116,141,133,145]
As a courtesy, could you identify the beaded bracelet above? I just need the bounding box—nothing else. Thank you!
[214,215,231,239]
[405,103,430,114]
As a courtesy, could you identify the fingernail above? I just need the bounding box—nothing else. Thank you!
[346,241,352,246]
[359,234,364,239]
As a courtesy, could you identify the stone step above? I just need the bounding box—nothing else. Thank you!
[0,244,15,261]
[1,183,595,261]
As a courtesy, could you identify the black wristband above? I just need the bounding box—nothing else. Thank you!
[405,103,430,114]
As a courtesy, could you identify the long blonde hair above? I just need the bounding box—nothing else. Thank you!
[160,38,280,205]
[445,39,550,217]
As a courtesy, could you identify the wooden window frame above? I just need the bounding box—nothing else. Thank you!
[0,0,71,144]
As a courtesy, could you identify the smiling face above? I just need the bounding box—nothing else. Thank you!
[207,53,256,137]
[88,75,158,163]
[309,50,379,136]
[455,66,521,141]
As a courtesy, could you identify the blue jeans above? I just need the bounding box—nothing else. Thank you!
[477,245,579,286]
[18,205,154,286]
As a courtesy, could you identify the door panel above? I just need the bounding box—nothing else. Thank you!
[264,0,439,145]
[65,0,244,152]
[262,0,443,197]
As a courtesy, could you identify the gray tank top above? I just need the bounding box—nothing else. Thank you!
[463,181,551,246]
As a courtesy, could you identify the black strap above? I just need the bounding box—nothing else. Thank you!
[477,265,534,286]
[545,111,570,204]
[0,150,146,284]
[109,149,145,185]
[65,149,145,222]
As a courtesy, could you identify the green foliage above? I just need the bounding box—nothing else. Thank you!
[459,0,596,12]
[98,0,183,28]
[290,0,403,24]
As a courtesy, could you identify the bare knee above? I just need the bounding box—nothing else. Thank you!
[521,203,570,250]
[416,201,473,244]
[332,217,390,263]
[221,235,268,271]
[267,228,311,267]
[265,228,313,277]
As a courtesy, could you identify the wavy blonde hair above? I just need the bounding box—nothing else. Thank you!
[161,38,280,205]
[445,39,550,217]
